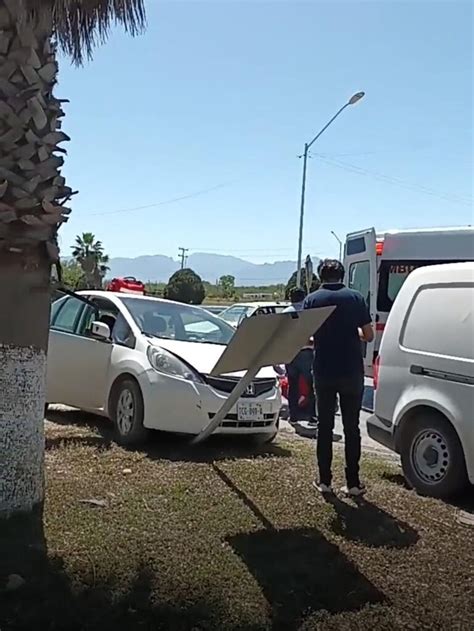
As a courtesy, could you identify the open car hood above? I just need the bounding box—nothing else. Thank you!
[147,337,277,379]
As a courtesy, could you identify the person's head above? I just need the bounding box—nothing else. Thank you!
[290,287,306,304]
[317,258,345,284]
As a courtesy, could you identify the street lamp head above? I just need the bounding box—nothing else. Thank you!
[348,91,365,105]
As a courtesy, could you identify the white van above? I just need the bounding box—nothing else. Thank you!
[367,262,474,498]
[344,226,474,376]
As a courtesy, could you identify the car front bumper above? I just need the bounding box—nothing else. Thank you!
[140,369,281,436]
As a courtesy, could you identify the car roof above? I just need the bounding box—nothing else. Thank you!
[77,290,197,309]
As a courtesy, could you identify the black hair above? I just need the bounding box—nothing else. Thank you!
[317,258,345,283]
[290,287,306,303]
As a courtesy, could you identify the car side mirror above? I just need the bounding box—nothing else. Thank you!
[91,321,110,341]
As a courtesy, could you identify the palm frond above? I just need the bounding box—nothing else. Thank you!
[23,0,146,65]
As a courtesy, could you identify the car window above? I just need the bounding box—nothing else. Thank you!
[50,296,67,325]
[220,305,252,325]
[402,284,474,360]
[121,297,235,345]
[112,312,135,348]
[181,310,221,340]
[51,297,85,333]
[349,260,371,306]
[78,297,120,337]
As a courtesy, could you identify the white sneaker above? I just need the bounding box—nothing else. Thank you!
[312,481,333,494]
[341,484,366,497]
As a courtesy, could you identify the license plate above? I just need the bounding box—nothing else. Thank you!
[237,402,264,421]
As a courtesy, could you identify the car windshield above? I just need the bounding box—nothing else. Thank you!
[121,297,235,345]
[220,305,253,326]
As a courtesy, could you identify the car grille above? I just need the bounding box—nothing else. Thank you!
[207,412,276,428]
[204,375,275,397]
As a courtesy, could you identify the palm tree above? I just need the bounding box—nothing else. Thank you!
[0,0,146,516]
[71,232,107,288]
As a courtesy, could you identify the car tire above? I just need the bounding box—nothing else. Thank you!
[44,403,49,416]
[400,411,468,498]
[111,378,149,447]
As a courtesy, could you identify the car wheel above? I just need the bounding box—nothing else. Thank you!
[111,378,148,446]
[400,411,468,498]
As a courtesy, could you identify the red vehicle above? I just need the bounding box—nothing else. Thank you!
[107,276,145,295]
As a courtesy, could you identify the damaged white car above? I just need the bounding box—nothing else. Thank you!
[47,291,280,445]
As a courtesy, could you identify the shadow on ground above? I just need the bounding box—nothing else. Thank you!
[215,464,387,631]
[381,471,474,514]
[229,527,386,631]
[0,510,239,631]
[325,494,419,548]
[45,407,293,463]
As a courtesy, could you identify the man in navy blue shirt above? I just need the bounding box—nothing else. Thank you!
[304,259,374,496]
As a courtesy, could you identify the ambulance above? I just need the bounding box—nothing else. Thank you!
[343,226,474,376]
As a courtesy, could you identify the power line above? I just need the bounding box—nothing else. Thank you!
[87,182,233,216]
[314,154,473,206]
[188,247,296,253]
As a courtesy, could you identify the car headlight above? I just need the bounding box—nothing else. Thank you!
[146,346,203,383]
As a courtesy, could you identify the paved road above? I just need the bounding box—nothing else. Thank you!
[281,408,394,456]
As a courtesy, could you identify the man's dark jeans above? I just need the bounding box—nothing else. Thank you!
[315,373,364,488]
[286,348,315,421]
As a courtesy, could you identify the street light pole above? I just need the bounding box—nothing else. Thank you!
[295,91,365,287]
[331,230,343,261]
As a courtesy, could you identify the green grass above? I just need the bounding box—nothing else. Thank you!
[1,409,473,630]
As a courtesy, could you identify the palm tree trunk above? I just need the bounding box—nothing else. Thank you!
[0,246,51,516]
[0,3,66,516]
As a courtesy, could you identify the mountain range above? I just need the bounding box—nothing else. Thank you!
[107,253,320,286]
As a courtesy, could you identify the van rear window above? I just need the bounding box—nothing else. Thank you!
[402,285,474,360]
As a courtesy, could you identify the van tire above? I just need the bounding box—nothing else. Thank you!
[111,377,149,447]
[400,411,467,498]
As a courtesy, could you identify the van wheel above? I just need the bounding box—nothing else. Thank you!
[400,412,467,498]
[111,378,149,447]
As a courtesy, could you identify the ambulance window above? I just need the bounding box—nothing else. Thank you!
[348,261,370,305]
[387,264,418,303]
[346,237,366,256]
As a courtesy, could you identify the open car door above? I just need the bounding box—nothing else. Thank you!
[344,227,378,376]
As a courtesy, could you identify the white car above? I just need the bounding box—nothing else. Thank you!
[46,291,281,446]
[368,263,474,498]
[220,302,289,328]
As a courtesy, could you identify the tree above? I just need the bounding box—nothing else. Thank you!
[219,274,235,299]
[285,268,320,300]
[164,269,205,305]
[0,1,145,516]
[60,259,84,291]
[71,232,109,289]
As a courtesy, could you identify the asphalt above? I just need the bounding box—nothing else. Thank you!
[280,408,392,456]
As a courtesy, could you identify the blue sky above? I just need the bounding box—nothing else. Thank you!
[57,0,473,267]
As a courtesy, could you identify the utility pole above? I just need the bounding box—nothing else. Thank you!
[178,247,189,270]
